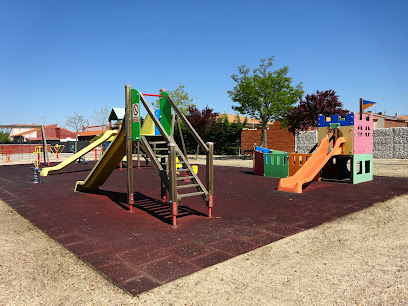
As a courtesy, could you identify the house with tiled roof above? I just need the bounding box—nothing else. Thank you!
[396,114,408,125]
[78,125,110,141]
[365,112,408,128]
[10,124,76,142]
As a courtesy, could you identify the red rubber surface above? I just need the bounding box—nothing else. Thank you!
[0,162,407,295]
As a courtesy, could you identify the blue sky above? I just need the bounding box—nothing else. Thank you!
[1,0,407,127]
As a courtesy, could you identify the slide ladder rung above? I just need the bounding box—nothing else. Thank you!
[179,191,205,198]
[176,168,189,172]
[177,183,199,189]
[177,175,194,181]
[155,154,168,158]
[149,141,167,145]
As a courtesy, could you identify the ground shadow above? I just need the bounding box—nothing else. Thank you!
[91,189,207,225]
[46,168,95,176]
[240,170,254,175]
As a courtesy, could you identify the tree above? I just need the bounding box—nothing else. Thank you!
[285,90,349,134]
[186,106,218,136]
[180,106,218,158]
[152,85,196,114]
[212,116,246,155]
[0,130,10,143]
[66,113,88,153]
[228,57,304,147]
[92,105,110,130]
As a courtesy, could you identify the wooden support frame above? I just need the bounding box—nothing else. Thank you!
[359,98,363,120]
[125,85,134,211]
[206,142,214,217]
[168,143,178,228]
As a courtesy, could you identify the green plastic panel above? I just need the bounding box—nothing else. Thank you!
[160,91,172,135]
[131,89,141,141]
[352,154,373,184]
[264,152,289,178]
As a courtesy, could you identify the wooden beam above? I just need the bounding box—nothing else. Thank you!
[168,143,178,228]
[206,142,214,217]
[40,125,49,166]
[359,98,363,120]
[125,85,134,211]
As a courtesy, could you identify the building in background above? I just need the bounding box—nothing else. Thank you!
[365,112,408,128]
[10,124,76,143]
[78,125,109,141]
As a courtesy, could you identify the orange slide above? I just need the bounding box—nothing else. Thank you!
[277,137,346,193]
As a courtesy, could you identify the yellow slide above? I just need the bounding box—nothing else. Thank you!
[277,137,345,193]
[40,130,118,176]
[75,125,126,192]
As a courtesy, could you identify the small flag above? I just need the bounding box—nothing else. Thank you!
[362,100,377,110]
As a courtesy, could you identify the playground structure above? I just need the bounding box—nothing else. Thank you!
[253,98,374,193]
[253,147,317,179]
[74,86,214,228]
[33,146,51,166]
[40,130,118,176]
[50,144,65,158]
[1,149,11,162]
[277,110,373,193]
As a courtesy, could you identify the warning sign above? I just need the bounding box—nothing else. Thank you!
[132,103,139,123]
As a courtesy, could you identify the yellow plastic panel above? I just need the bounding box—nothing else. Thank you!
[317,126,330,145]
[141,114,155,136]
[339,125,353,155]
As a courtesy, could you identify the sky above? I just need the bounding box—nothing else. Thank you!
[1,0,407,128]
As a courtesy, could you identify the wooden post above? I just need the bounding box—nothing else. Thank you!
[137,141,140,169]
[360,98,363,120]
[206,142,214,217]
[253,143,256,173]
[125,85,134,212]
[41,125,49,166]
[171,113,176,135]
[168,143,178,228]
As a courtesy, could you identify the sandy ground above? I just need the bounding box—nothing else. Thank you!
[0,156,407,305]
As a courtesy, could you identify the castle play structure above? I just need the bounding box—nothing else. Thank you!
[69,85,214,228]
[254,103,373,193]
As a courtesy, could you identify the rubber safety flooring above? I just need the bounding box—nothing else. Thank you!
[0,161,407,295]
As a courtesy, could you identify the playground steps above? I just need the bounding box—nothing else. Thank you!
[141,135,209,205]
[179,191,206,198]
